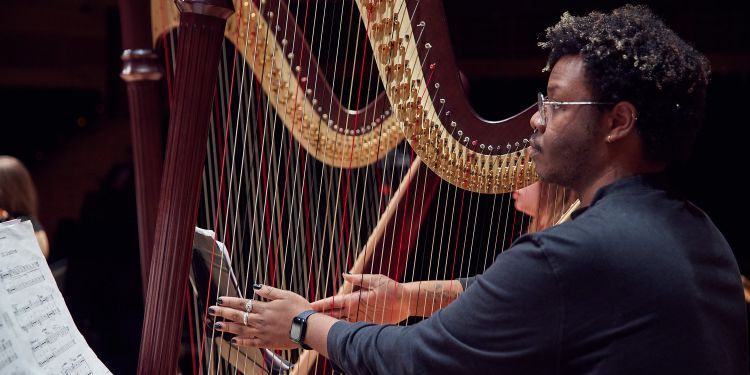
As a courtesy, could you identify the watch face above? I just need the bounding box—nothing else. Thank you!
[290,323,302,341]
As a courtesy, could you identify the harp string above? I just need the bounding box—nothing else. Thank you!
[399,63,448,321]
[348,6,393,284]
[368,0,414,320]
[199,45,232,373]
[372,30,437,321]
[201,0,253,360]
[295,0,327,303]
[318,1,374,340]
[310,0,350,314]
[214,9,266,365]
[408,75,449,319]
[198,1,265,368]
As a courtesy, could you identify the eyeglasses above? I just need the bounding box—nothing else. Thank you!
[537,92,613,127]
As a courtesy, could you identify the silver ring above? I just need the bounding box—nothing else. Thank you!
[245,299,253,313]
[243,312,249,326]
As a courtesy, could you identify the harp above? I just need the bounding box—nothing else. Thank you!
[121,0,542,373]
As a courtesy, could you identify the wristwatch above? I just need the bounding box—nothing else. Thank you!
[289,310,316,349]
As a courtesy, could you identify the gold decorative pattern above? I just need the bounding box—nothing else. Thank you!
[356,0,537,193]
[151,0,404,168]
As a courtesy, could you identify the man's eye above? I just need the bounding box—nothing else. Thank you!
[551,104,562,110]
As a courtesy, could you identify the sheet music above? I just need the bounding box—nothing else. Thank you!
[0,220,111,374]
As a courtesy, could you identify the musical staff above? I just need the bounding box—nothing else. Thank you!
[0,220,112,373]
[30,325,71,351]
[0,260,45,294]
[61,353,94,375]
[0,260,41,280]
[37,339,75,367]
[0,339,18,372]
[12,293,53,316]
[20,307,61,332]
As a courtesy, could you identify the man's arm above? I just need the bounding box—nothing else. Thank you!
[304,313,337,357]
[211,236,561,374]
[403,279,464,317]
[311,274,465,323]
[322,238,563,374]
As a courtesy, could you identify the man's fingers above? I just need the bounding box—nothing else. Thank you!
[209,304,268,325]
[209,306,246,323]
[253,284,288,300]
[314,292,367,313]
[318,308,346,319]
[310,297,333,311]
[214,321,257,336]
[311,295,349,311]
[215,296,256,311]
[233,337,264,348]
[343,273,383,289]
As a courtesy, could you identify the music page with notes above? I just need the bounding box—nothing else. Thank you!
[0,220,111,374]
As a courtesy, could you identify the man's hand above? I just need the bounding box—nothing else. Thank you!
[209,285,312,349]
[311,273,410,324]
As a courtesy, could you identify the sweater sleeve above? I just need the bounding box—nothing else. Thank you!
[326,236,563,375]
[458,275,475,290]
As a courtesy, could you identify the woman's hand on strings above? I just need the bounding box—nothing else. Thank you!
[311,273,410,324]
[209,286,312,349]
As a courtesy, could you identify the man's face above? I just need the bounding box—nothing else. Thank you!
[529,55,607,189]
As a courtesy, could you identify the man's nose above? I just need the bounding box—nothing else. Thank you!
[530,111,544,132]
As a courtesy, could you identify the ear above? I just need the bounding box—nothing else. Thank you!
[604,101,638,144]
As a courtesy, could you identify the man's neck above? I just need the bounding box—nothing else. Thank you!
[575,162,665,207]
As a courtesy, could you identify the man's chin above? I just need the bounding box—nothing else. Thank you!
[534,170,556,185]
[528,147,540,160]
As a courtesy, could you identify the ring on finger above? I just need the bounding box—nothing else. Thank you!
[245,299,253,313]
[243,312,249,326]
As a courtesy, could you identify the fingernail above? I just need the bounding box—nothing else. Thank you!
[214,322,223,329]
[253,283,262,290]
[208,307,217,315]
[217,298,224,306]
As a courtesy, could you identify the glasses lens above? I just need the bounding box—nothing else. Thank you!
[537,92,546,126]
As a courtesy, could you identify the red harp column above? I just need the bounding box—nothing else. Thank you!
[118,0,164,292]
[137,0,234,373]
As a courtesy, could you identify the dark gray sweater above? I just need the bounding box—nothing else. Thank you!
[327,175,747,374]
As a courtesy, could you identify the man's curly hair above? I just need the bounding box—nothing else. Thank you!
[539,4,711,163]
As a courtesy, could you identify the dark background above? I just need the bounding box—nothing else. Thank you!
[1,0,747,372]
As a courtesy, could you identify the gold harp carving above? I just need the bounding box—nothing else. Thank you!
[152,0,404,169]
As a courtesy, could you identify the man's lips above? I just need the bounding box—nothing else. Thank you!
[529,137,541,153]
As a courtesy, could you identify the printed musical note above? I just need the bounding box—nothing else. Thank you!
[20,307,61,332]
[12,293,53,316]
[0,261,40,280]
[61,354,93,375]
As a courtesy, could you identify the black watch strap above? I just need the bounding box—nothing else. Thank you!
[292,310,317,349]
[297,310,317,320]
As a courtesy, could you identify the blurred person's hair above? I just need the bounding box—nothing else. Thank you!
[0,155,39,218]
